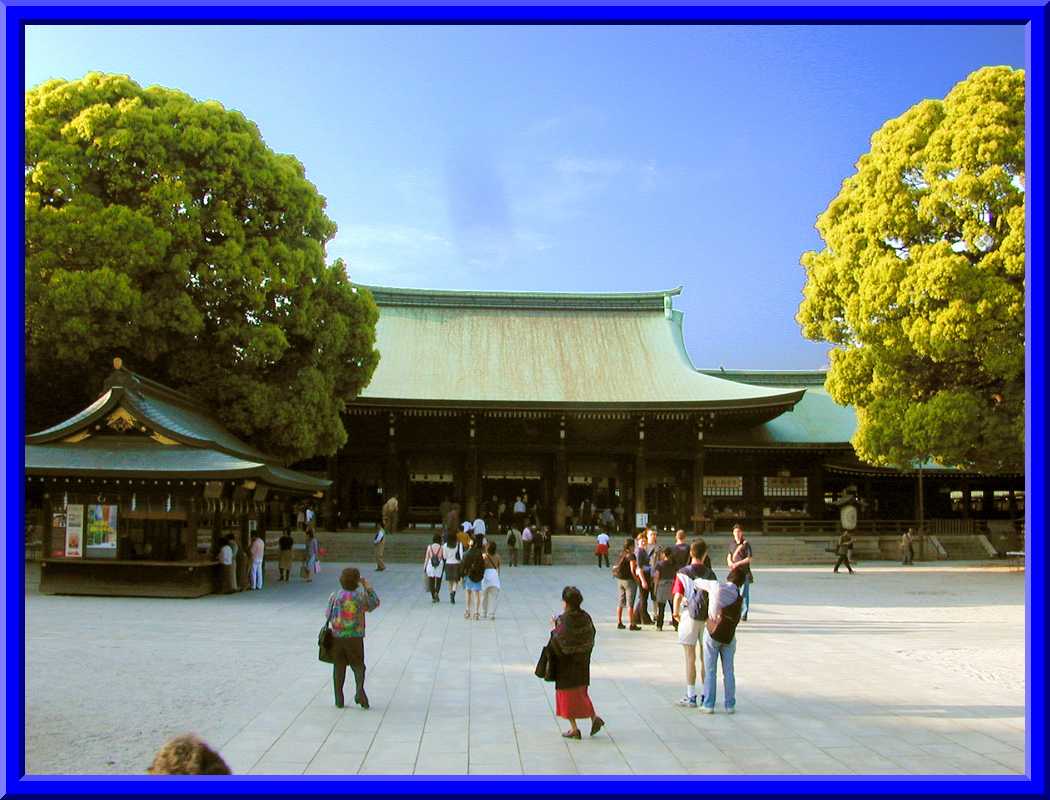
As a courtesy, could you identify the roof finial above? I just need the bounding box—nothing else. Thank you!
[113,356,123,370]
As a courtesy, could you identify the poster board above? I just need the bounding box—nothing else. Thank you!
[65,504,84,558]
[85,504,118,558]
[635,512,649,529]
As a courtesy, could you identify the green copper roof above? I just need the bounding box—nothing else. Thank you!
[26,439,330,492]
[28,366,273,463]
[696,369,857,447]
[26,364,329,493]
[354,285,804,411]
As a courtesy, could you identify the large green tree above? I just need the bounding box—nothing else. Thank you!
[26,72,379,463]
[797,66,1024,474]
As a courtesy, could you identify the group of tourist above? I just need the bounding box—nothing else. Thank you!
[609,524,753,631]
[218,528,320,593]
[422,521,503,619]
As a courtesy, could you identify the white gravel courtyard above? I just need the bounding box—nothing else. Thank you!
[24,561,1026,776]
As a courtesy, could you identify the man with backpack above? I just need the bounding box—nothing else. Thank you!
[670,539,717,708]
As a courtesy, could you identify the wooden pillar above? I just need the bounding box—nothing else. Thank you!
[42,493,54,559]
[633,416,647,530]
[808,458,825,520]
[690,417,706,534]
[324,456,338,529]
[745,454,760,519]
[185,504,199,560]
[465,413,478,521]
[384,412,399,521]
[555,440,568,536]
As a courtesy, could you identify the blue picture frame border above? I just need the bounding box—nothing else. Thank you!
[3,2,1045,796]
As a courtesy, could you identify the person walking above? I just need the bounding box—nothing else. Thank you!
[834,531,855,574]
[304,529,319,582]
[373,526,387,571]
[690,566,746,714]
[727,524,753,621]
[671,539,717,708]
[381,495,399,534]
[219,536,236,593]
[248,531,265,590]
[324,567,380,709]
[461,533,487,620]
[543,526,553,565]
[457,520,473,548]
[901,528,915,565]
[442,531,464,604]
[506,525,519,567]
[521,523,534,565]
[481,541,502,620]
[612,538,640,631]
[633,531,654,625]
[423,533,445,603]
[652,546,676,631]
[595,529,611,569]
[277,528,294,582]
[549,586,605,739]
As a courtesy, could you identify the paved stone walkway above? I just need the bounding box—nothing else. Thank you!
[25,562,1026,775]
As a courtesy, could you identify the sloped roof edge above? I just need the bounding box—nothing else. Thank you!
[360,283,683,311]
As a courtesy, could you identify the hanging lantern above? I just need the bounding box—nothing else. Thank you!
[165,494,172,512]
[131,493,137,511]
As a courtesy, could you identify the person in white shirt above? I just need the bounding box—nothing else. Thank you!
[472,516,487,539]
[373,527,386,571]
[521,524,534,565]
[442,531,464,604]
[595,530,611,568]
[219,538,235,594]
[249,532,265,590]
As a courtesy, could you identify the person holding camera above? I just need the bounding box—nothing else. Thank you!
[324,568,380,709]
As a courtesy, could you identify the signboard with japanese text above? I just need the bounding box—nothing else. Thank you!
[65,504,84,558]
[703,476,744,496]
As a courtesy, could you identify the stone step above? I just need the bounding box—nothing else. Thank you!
[254,530,978,565]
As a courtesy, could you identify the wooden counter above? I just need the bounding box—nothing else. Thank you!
[39,558,222,598]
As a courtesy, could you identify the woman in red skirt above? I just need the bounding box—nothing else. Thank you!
[550,586,605,739]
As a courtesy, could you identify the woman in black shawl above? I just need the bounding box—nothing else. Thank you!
[549,586,605,739]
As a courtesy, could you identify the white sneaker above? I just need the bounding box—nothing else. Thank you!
[677,696,697,708]
[701,706,714,714]
[726,707,736,715]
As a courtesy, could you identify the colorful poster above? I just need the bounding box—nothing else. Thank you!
[86,504,118,548]
[65,504,84,558]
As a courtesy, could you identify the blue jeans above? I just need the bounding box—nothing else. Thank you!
[701,630,737,710]
[741,580,750,618]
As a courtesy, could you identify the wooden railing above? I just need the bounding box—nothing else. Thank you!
[762,518,984,536]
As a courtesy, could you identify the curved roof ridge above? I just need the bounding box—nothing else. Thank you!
[360,284,682,311]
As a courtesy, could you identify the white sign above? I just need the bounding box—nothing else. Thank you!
[635,513,649,529]
[703,476,743,495]
[65,504,84,558]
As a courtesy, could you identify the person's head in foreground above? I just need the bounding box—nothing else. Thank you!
[340,567,361,592]
[727,566,747,587]
[148,734,231,775]
[562,585,584,612]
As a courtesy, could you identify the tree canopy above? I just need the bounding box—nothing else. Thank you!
[25,72,379,463]
[797,66,1024,474]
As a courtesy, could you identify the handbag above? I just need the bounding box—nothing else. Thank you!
[534,643,556,682]
[318,623,334,664]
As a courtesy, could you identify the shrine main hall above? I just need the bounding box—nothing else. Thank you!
[301,285,1023,536]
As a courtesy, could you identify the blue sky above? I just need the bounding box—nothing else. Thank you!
[25,24,1024,369]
